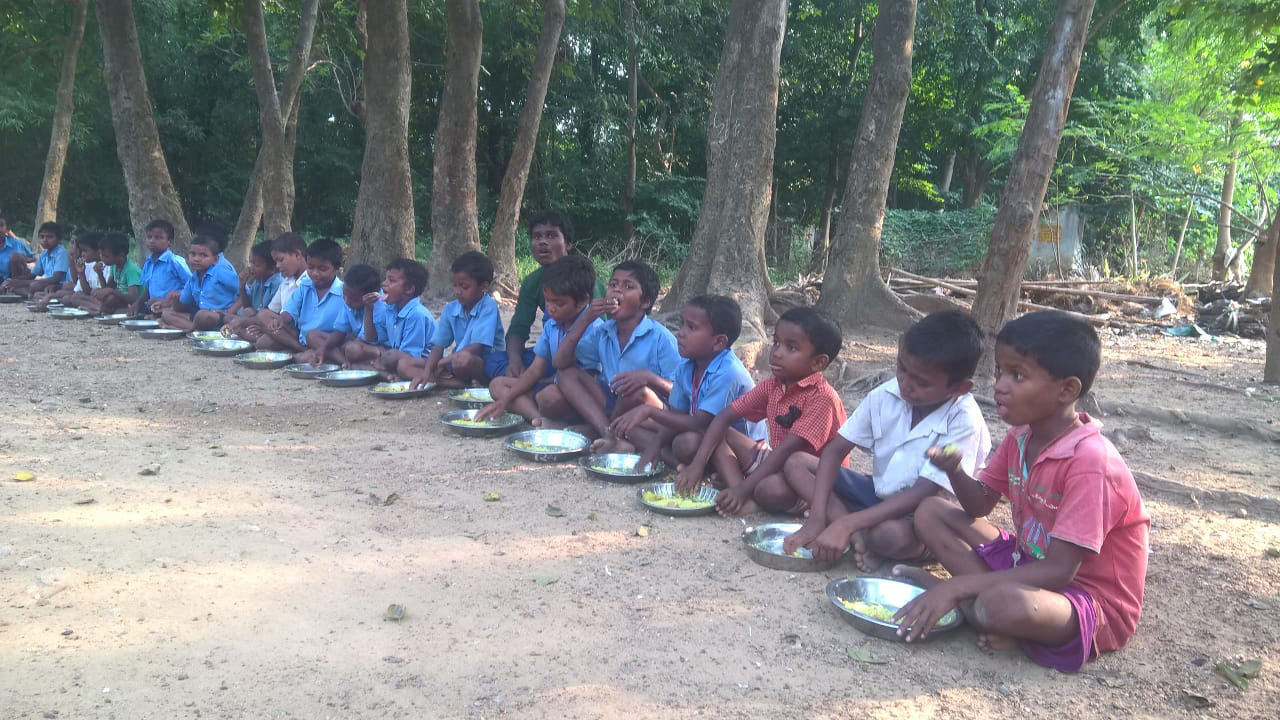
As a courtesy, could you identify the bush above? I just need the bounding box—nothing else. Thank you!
[880,205,996,276]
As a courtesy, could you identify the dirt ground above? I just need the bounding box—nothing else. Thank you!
[1,303,1277,719]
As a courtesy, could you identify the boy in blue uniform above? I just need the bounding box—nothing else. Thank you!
[130,219,191,317]
[260,238,346,356]
[615,295,759,471]
[0,215,35,282]
[1,222,68,298]
[406,251,505,389]
[155,235,240,331]
[298,264,385,366]
[361,259,435,376]
[34,233,99,308]
[479,254,602,425]
[227,241,282,318]
[553,260,681,451]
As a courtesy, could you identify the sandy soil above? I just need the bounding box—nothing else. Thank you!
[1,304,1277,719]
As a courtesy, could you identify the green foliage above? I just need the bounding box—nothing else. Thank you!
[880,206,997,276]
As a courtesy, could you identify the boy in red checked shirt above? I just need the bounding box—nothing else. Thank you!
[676,307,847,518]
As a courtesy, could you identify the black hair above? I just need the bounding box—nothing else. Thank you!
[271,232,307,255]
[76,233,103,251]
[343,264,380,293]
[451,250,494,285]
[144,219,174,241]
[612,260,659,313]
[189,235,220,252]
[37,221,64,241]
[996,310,1101,395]
[528,210,575,245]
[250,241,275,265]
[387,258,429,297]
[778,307,842,361]
[687,294,742,346]
[100,233,130,258]
[193,221,228,254]
[902,310,983,384]
[541,254,596,302]
[306,238,344,268]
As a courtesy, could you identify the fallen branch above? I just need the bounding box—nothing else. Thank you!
[888,268,1109,326]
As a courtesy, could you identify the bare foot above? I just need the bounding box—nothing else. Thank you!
[532,417,566,430]
[977,632,1018,652]
[782,498,811,518]
[891,564,942,589]
[852,530,884,572]
[714,496,760,518]
[590,436,635,454]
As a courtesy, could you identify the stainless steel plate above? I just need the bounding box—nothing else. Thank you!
[368,380,435,398]
[447,388,494,407]
[636,482,718,517]
[94,313,129,325]
[440,409,524,437]
[826,576,961,642]
[139,328,186,339]
[234,351,294,370]
[121,319,161,331]
[283,363,342,379]
[316,369,381,387]
[578,453,668,483]
[504,429,590,462]
[192,338,253,356]
[742,522,845,572]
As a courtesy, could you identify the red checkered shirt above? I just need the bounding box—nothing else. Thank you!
[730,371,848,464]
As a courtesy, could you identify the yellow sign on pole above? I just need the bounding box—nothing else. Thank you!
[1037,224,1061,244]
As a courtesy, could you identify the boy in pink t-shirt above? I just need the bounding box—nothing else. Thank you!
[892,310,1149,673]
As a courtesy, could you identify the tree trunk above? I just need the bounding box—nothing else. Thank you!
[94,0,192,256]
[1171,187,1196,276]
[817,0,920,331]
[488,0,566,296]
[1266,248,1280,382]
[807,142,839,275]
[229,149,266,268]
[426,0,483,300]
[971,0,1095,371]
[960,144,989,209]
[1212,115,1241,280]
[1127,193,1139,276]
[621,0,638,244]
[349,0,416,272]
[939,149,956,195]
[661,0,787,367]
[1244,213,1278,297]
[33,0,88,233]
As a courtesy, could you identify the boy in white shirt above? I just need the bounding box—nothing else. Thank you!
[781,311,992,571]
[36,233,108,308]
[223,232,307,340]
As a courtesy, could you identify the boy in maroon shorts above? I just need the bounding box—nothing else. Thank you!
[893,310,1149,673]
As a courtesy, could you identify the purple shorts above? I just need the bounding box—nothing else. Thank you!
[975,531,1099,673]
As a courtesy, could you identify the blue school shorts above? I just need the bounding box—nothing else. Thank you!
[834,469,882,512]
[483,346,536,380]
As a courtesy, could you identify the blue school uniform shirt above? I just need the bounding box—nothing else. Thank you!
[31,243,70,280]
[333,301,389,344]
[140,249,192,299]
[247,272,283,311]
[283,274,347,346]
[669,347,764,439]
[178,255,240,311]
[0,236,34,281]
[578,314,681,384]
[533,307,604,376]
[431,295,505,355]
[378,297,435,358]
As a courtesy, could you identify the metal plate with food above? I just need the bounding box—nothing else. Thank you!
[283,362,342,379]
[636,482,718,517]
[188,330,235,342]
[578,453,668,483]
[121,319,161,331]
[94,313,130,325]
[0,294,24,303]
[233,351,294,370]
[503,429,590,462]
[367,380,435,398]
[447,387,494,407]
[439,409,524,437]
[742,522,845,572]
[48,307,91,319]
[139,328,186,339]
[316,369,381,387]
[826,576,961,642]
[191,338,253,356]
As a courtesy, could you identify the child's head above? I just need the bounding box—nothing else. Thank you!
[450,250,493,308]
[678,295,741,361]
[249,241,277,281]
[144,219,174,254]
[99,234,130,265]
[993,311,1101,425]
[528,210,574,267]
[37,221,63,250]
[896,310,983,408]
[541,254,596,325]
[383,258,428,306]
[305,238,343,289]
[270,232,308,277]
[342,264,380,308]
[607,260,659,318]
[193,221,228,255]
[187,236,219,272]
[0,215,8,236]
[76,233,102,263]
[771,307,841,382]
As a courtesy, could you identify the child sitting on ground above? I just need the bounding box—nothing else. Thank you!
[129,219,191,318]
[405,251,505,389]
[154,234,240,331]
[77,233,142,315]
[780,310,992,571]
[227,241,281,318]
[224,232,307,340]
[0,222,68,298]
[259,238,346,356]
[616,294,760,471]
[35,232,102,308]
[0,214,35,283]
[297,264,384,367]
[891,310,1150,675]
[363,259,434,376]
[676,307,847,517]
[478,254,602,425]
[552,260,680,450]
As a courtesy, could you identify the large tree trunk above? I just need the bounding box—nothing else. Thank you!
[817,0,919,331]
[488,0,566,296]
[427,0,483,301]
[1244,212,1279,297]
[94,0,192,256]
[661,0,787,366]
[971,0,1095,370]
[1212,115,1241,281]
[349,0,416,272]
[939,149,956,195]
[1266,250,1280,383]
[33,0,88,233]
[960,144,990,209]
[621,0,638,245]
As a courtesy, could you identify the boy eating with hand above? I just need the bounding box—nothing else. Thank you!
[404,251,505,389]
[259,238,346,356]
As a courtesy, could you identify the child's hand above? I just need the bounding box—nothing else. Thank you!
[609,370,650,398]
[93,261,105,274]
[410,372,434,390]
[674,463,704,495]
[299,349,323,366]
[811,524,853,564]
[475,401,506,421]
[149,300,164,314]
[361,291,380,308]
[925,444,963,474]
[893,582,960,643]
[608,405,649,439]
[266,317,284,334]
[782,523,822,556]
[586,297,617,321]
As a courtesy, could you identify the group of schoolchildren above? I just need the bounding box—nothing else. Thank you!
[0,209,1149,675]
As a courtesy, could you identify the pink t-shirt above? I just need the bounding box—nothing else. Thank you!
[978,414,1150,653]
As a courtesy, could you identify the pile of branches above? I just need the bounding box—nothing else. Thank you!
[1195,283,1270,338]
